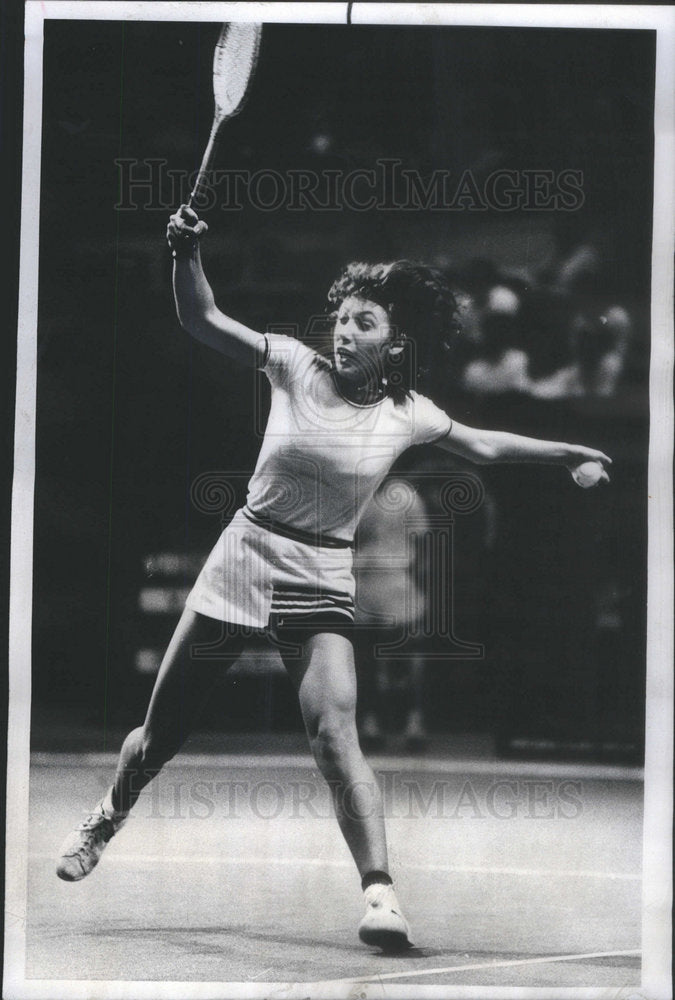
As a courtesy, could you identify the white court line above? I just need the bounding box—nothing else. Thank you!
[34,852,641,881]
[320,948,642,986]
[403,862,640,882]
[30,752,644,782]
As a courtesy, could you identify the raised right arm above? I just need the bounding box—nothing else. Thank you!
[167,205,266,367]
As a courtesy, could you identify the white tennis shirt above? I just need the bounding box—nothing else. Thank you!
[245,334,452,542]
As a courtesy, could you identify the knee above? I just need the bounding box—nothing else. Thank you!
[309,715,359,778]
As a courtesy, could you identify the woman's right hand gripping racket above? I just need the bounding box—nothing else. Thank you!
[188,21,262,209]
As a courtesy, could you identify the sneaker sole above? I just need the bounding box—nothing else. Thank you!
[358,925,413,952]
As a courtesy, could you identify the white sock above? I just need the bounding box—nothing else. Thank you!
[100,787,128,823]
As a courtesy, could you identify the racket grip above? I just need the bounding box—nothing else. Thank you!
[187,120,222,210]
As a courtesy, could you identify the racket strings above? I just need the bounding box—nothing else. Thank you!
[213,23,262,117]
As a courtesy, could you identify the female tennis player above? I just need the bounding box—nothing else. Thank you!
[56,205,611,952]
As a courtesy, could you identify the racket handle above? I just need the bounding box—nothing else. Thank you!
[187,118,222,210]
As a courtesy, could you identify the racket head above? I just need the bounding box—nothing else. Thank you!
[212,22,262,122]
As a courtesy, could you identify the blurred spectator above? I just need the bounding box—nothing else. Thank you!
[519,285,579,399]
[554,243,632,399]
[571,306,632,398]
[457,243,633,401]
[462,284,529,395]
[354,478,430,751]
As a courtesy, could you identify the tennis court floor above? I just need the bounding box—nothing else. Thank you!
[25,749,642,992]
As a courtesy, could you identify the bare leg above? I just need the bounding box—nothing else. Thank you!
[111,608,245,812]
[403,651,428,746]
[280,632,388,877]
[408,652,426,717]
[355,626,386,747]
[57,609,246,882]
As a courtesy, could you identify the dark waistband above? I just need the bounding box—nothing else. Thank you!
[242,506,353,549]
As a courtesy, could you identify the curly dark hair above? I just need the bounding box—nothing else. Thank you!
[326,260,460,400]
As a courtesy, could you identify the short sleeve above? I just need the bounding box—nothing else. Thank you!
[410,392,453,445]
[259,333,318,388]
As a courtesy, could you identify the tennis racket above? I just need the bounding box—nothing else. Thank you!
[187,22,262,209]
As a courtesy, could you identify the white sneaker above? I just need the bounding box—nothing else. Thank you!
[56,801,127,882]
[358,882,413,952]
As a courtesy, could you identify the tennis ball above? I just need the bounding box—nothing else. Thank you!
[572,460,605,488]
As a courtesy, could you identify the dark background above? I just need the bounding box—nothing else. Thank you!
[31,20,654,758]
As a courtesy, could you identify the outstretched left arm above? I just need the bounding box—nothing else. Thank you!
[436,421,611,485]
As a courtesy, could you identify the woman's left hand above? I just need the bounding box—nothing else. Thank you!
[566,447,612,488]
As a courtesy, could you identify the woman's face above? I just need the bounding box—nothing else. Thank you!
[333,296,395,385]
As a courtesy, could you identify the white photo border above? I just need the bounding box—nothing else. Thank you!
[6,3,673,999]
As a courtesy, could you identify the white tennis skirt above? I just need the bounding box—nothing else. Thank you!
[186,508,356,629]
